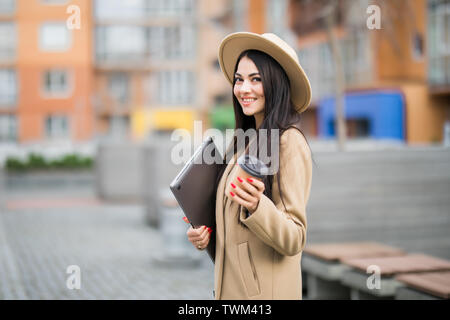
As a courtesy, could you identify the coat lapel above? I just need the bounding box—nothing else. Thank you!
[214,152,237,299]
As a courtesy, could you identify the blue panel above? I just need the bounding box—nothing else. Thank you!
[317,90,405,141]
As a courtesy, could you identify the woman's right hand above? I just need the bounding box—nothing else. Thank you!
[184,217,212,250]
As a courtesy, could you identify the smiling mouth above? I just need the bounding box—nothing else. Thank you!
[241,98,257,106]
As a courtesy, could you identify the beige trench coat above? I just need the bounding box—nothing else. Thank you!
[214,128,313,300]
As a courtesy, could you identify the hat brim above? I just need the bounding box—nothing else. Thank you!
[218,32,311,113]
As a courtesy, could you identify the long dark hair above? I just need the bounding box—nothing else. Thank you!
[216,49,312,210]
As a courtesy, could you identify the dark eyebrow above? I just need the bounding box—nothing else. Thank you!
[234,72,260,77]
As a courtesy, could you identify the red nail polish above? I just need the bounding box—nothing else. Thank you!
[208,228,212,233]
[230,191,235,197]
[247,178,253,183]
[230,183,236,189]
[237,177,243,183]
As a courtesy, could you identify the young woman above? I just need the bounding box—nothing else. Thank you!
[186,32,313,300]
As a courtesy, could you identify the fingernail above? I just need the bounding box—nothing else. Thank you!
[230,191,235,197]
[247,178,253,183]
[208,228,212,233]
[203,226,207,229]
[237,177,243,183]
[230,183,236,189]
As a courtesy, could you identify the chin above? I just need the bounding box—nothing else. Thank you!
[241,105,260,117]
[242,109,255,116]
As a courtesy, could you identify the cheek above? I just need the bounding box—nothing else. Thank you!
[255,84,264,98]
[233,85,239,98]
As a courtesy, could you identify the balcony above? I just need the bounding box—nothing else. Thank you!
[427,0,450,94]
[0,22,16,65]
[94,24,197,70]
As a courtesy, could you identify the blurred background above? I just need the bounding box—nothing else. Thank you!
[0,0,449,300]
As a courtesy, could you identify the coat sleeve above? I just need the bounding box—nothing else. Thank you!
[239,128,312,256]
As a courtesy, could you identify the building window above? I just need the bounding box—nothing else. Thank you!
[155,70,195,105]
[232,0,248,32]
[96,24,196,64]
[45,115,70,139]
[42,70,71,97]
[146,70,195,106]
[298,28,372,101]
[0,23,16,61]
[428,0,450,86]
[96,26,147,62]
[0,115,17,142]
[0,69,17,106]
[39,22,72,52]
[266,0,294,39]
[148,24,196,61]
[95,0,146,19]
[108,73,129,105]
[0,0,15,14]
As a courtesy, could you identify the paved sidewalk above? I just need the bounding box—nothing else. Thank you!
[0,191,214,300]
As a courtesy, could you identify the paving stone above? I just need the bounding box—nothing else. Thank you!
[0,195,214,300]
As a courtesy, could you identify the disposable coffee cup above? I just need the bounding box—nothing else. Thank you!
[225,154,270,196]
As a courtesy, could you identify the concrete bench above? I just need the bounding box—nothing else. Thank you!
[341,254,450,300]
[395,271,450,300]
[302,242,406,299]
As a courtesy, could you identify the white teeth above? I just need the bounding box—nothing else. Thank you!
[242,98,256,102]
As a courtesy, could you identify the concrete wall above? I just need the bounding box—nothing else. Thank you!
[95,137,450,259]
[306,147,450,260]
[95,135,184,226]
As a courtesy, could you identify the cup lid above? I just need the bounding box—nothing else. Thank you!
[237,154,270,178]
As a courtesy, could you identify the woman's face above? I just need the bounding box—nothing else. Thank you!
[233,56,265,119]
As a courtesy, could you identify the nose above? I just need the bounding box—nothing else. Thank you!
[239,79,252,94]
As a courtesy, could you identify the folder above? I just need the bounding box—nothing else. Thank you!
[170,136,223,263]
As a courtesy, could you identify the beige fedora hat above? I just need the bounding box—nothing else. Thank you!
[218,32,312,113]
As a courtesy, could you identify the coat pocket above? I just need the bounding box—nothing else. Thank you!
[237,242,260,297]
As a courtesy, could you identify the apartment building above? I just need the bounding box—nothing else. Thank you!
[93,0,197,139]
[288,0,450,143]
[92,0,274,140]
[5,0,446,144]
[0,0,324,144]
[0,0,94,144]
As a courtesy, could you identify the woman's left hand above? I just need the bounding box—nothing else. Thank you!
[228,177,265,214]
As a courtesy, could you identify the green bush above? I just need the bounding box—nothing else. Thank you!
[210,104,235,131]
[5,153,94,171]
[5,157,27,171]
[27,153,48,170]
